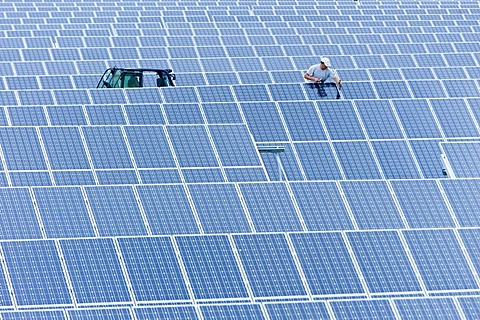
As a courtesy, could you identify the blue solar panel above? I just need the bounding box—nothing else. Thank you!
[6,76,40,90]
[0,91,18,106]
[291,182,353,231]
[291,232,364,295]
[431,99,479,138]
[209,125,261,167]
[118,237,189,302]
[394,298,461,319]
[86,105,126,125]
[136,185,199,235]
[355,100,404,139]
[331,299,396,320]
[0,127,47,170]
[441,179,480,227]
[234,233,307,298]
[8,106,47,126]
[198,86,235,103]
[54,170,96,186]
[268,84,306,101]
[403,229,478,292]
[34,187,95,238]
[97,169,138,185]
[341,82,377,99]
[393,99,443,138]
[60,238,131,304]
[294,142,343,180]
[441,142,480,178]
[333,141,383,179]
[126,88,163,104]
[182,168,225,183]
[233,85,270,102]
[124,104,164,125]
[2,240,71,306]
[319,101,365,140]
[86,186,146,236]
[372,140,422,179]
[458,296,480,320]
[162,87,198,104]
[125,126,176,168]
[348,231,422,294]
[0,188,42,239]
[201,304,265,320]
[176,235,248,300]
[265,301,330,320]
[41,127,90,170]
[189,183,251,233]
[82,126,133,169]
[409,139,445,178]
[47,105,87,125]
[374,81,412,99]
[341,181,405,229]
[167,126,219,168]
[1,310,66,320]
[409,80,447,98]
[135,306,198,320]
[54,90,91,105]
[241,102,288,142]
[164,103,203,124]
[240,182,302,232]
[202,102,243,124]
[279,101,327,141]
[67,308,132,320]
[392,180,455,228]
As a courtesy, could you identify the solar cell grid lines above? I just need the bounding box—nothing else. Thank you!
[0,0,480,314]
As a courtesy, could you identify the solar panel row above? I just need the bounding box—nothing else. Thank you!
[0,229,479,307]
[1,179,480,239]
[1,296,479,320]
[0,0,479,316]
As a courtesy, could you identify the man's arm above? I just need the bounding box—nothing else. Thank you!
[333,74,342,87]
[304,73,321,82]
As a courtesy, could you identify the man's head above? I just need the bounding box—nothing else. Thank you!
[320,57,331,70]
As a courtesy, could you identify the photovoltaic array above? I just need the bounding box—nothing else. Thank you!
[0,0,479,319]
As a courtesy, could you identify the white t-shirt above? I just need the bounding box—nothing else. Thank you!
[305,64,339,83]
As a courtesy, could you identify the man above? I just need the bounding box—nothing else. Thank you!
[304,57,342,88]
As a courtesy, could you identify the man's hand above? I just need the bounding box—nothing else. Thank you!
[337,80,342,88]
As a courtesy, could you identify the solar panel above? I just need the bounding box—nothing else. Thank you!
[85,186,146,236]
[67,308,132,320]
[393,99,443,138]
[117,236,189,302]
[134,306,198,320]
[394,298,462,319]
[347,231,422,294]
[234,233,307,298]
[341,181,405,229]
[2,240,71,306]
[60,238,131,304]
[188,183,251,233]
[333,141,382,179]
[239,182,303,232]
[441,141,480,178]
[371,140,422,179]
[34,187,95,238]
[176,235,248,300]
[136,184,199,235]
[1,0,480,314]
[1,310,66,320]
[291,232,364,295]
[403,229,478,292]
[330,299,396,319]
[355,100,404,139]
[441,179,480,227]
[265,301,330,320]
